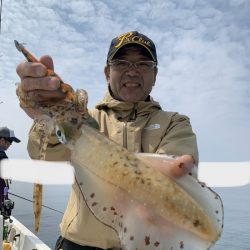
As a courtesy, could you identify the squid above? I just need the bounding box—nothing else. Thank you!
[14,40,88,233]
[55,121,223,250]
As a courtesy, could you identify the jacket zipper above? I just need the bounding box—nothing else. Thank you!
[123,122,127,149]
[122,104,137,149]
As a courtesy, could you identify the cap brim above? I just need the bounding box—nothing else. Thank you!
[10,137,21,143]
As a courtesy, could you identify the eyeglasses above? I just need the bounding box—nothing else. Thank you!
[109,59,156,71]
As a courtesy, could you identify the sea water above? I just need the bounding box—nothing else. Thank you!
[9,182,250,250]
[10,182,69,248]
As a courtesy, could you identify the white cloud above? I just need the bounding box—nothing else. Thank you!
[0,0,249,162]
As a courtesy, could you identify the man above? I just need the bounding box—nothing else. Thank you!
[16,31,198,250]
[0,127,20,209]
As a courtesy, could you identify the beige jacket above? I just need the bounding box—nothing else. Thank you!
[28,92,198,249]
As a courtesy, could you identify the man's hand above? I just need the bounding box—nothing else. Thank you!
[16,55,66,119]
[165,155,195,178]
[135,153,196,178]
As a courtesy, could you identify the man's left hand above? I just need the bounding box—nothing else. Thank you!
[135,153,196,178]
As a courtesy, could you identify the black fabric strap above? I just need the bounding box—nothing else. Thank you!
[55,236,111,250]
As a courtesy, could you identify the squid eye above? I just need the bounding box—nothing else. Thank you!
[56,125,67,144]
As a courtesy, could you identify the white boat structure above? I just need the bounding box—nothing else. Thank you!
[0,159,249,250]
[0,215,51,250]
[0,160,75,250]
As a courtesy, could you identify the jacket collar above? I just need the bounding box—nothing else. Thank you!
[95,90,162,121]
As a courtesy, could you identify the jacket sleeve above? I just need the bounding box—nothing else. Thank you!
[156,113,199,165]
[27,122,71,161]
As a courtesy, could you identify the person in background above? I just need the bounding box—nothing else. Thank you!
[0,127,20,210]
[16,31,198,250]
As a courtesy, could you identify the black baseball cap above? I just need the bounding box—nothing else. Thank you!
[107,31,157,63]
[0,127,21,143]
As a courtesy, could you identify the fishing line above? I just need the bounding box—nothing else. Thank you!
[9,192,64,214]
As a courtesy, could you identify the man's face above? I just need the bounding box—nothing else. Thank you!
[0,138,12,151]
[105,46,158,103]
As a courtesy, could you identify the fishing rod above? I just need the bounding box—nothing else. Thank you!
[9,192,64,214]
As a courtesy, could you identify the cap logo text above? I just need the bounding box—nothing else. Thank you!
[115,32,151,48]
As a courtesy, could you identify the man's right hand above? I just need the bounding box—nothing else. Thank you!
[16,55,66,119]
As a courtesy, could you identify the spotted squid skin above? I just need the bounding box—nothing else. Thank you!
[69,124,218,242]
[33,183,43,233]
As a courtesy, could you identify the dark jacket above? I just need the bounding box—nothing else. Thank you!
[0,150,8,208]
[0,150,8,160]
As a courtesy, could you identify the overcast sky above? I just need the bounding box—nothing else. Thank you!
[0,0,249,162]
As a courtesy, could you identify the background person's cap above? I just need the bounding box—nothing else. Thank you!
[0,127,21,143]
[107,31,157,63]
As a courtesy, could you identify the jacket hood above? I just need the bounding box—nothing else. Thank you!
[95,91,162,121]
